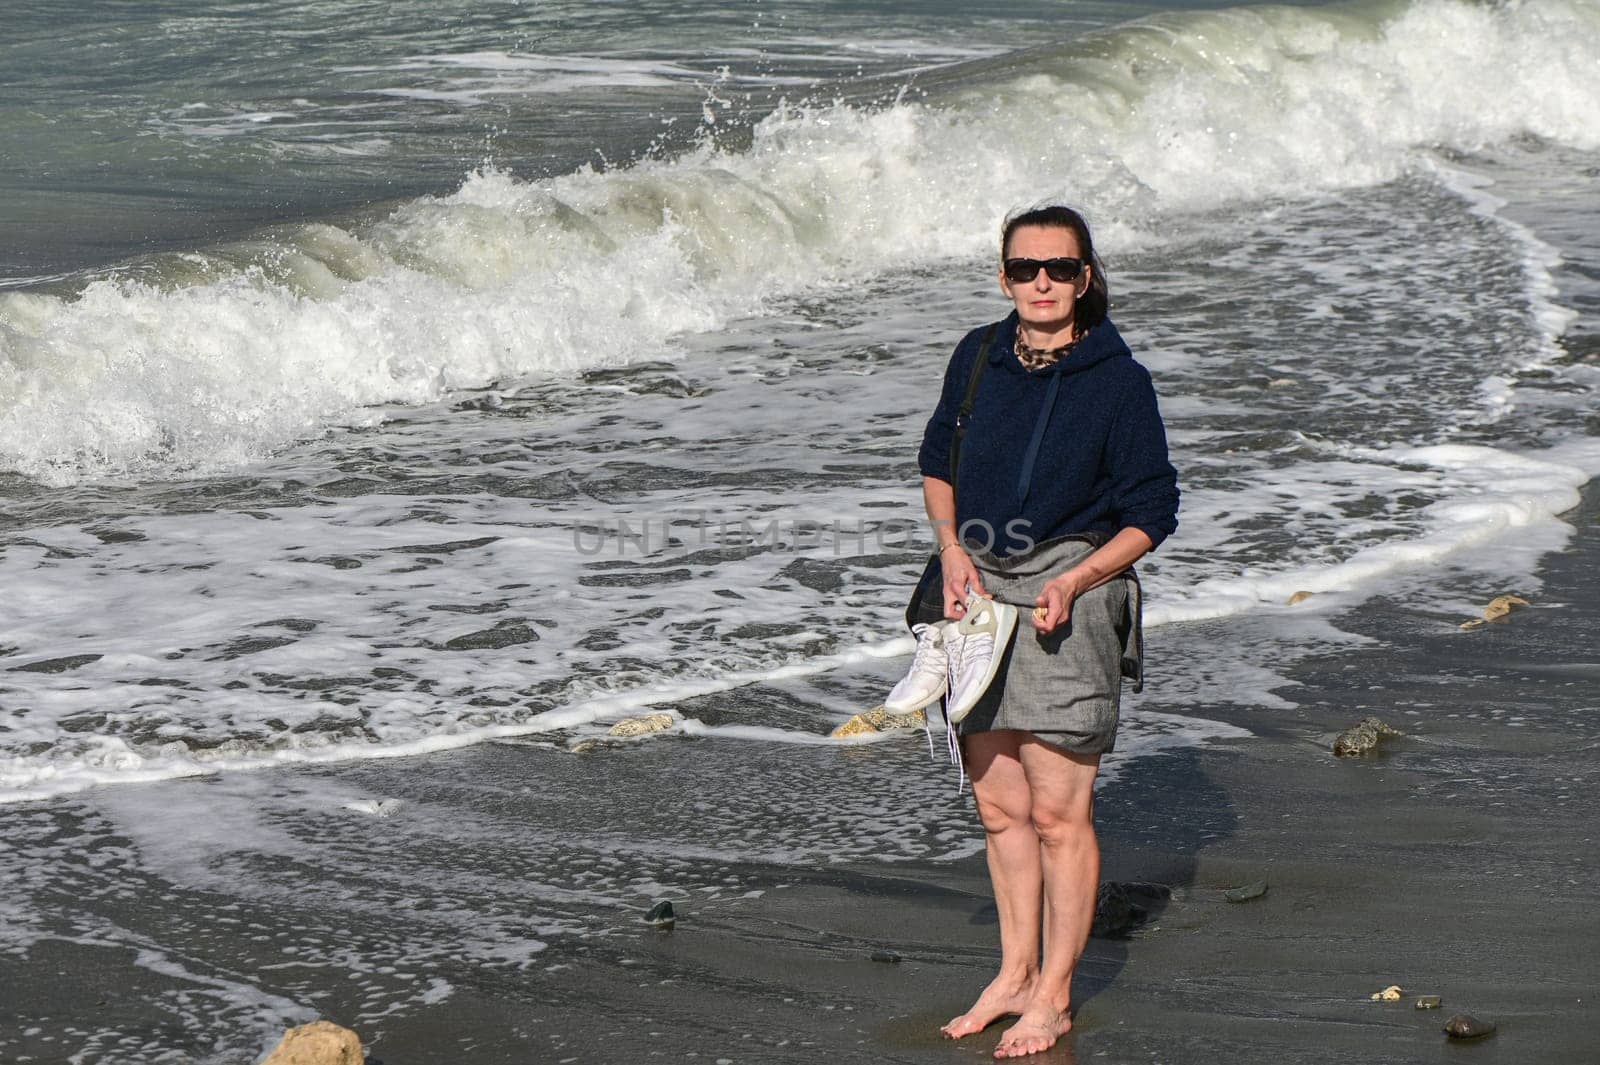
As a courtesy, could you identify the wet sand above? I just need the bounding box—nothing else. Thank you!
[4,486,1598,1065]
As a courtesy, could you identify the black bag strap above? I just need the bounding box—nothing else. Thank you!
[949,322,998,503]
[1016,368,1061,507]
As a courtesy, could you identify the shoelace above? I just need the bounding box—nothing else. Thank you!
[942,632,971,793]
[906,627,946,763]
[909,627,945,677]
[944,631,969,688]
[946,713,966,793]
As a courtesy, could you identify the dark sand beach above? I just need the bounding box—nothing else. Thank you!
[5,484,1598,1065]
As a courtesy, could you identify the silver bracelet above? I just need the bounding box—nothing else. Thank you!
[938,543,964,555]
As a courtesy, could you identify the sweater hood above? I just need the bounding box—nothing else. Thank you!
[988,312,1131,376]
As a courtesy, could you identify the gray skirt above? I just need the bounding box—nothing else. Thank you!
[955,536,1140,755]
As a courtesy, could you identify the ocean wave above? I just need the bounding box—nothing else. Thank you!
[2,0,1596,485]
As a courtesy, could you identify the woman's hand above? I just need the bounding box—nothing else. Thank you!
[1032,571,1085,634]
[941,546,987,619]
[1032,530,1154,634]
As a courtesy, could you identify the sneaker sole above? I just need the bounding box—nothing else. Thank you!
[884,674,950,714]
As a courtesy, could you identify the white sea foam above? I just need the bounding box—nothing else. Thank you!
[1427,158,1582,415]
[1151,439,1600,627]
[7,429,1587,804]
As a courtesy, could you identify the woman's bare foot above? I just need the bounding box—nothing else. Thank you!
[992,1004,1072,1058]
[941,974,1035,1040]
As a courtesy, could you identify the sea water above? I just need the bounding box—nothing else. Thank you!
[1,0,1598,1055]
[3,0,1596,799]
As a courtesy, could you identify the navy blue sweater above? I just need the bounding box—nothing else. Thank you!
[917,312,1179,557]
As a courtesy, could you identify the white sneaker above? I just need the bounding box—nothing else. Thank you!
[945,594,1018,723]
[885,622,951,713]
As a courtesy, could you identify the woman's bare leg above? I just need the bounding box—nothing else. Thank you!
[993,737,1101,1059]
[942,729,1041,1039]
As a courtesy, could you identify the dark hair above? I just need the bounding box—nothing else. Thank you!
[1000,205,1109,329]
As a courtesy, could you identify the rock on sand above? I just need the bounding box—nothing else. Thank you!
[831,706,926,739]
[608,713,675,737]
[1333,716,1403,757]
[1224,879,1269,903]
[1459,594,1529,631]
[1092,881,1172,936]
[1443,1013,1497,1039]
[261,1021,362,1065]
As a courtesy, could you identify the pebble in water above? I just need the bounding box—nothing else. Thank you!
[260,1020,363,1065]
[645,900,676,930]
[1370,984,1403,1002]
[1459,594,1529,631]
[1443,1013,1496,1039]
[609,712,676,737]
[870,950,901,963]
[830,706,926,739]
[1415,995,1442,1010]
[1333,716,1403,756]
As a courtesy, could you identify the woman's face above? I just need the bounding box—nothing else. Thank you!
[999,224,1090,336]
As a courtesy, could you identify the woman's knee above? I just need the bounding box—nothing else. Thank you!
[972,790,1031,835]
[1029,803,1094,849]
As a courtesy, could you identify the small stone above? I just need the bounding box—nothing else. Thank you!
[1092,881,1168,937]
[1093,882,1135,937]
[1120,881,1173,904]
[1443,1013,1496,1039]
[1370,984,1403,1002]
[608,713,675,737]
[570,739,600,754]
[1287,590,1314,605]
[830,705,926,739]
[831,713,879,738]
[869,950,901,964]
[1460,594,1528,630]
[645,900,676,930]
[1483,594,1528,620]
[1415,995,1442,1010]
[261,1020,363,1065]
[1333,716,1403,756]
[1224,879,1269,903]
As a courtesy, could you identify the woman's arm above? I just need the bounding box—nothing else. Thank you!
[922,475,987,618]
[1032,364,1176,634]
[1032,526,1152,634]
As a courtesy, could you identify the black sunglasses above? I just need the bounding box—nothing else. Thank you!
[1003,256,1084,284]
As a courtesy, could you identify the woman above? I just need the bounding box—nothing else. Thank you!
[916,205,1179,1058]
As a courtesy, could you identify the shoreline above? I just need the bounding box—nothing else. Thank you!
[3,484,1598,1064]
